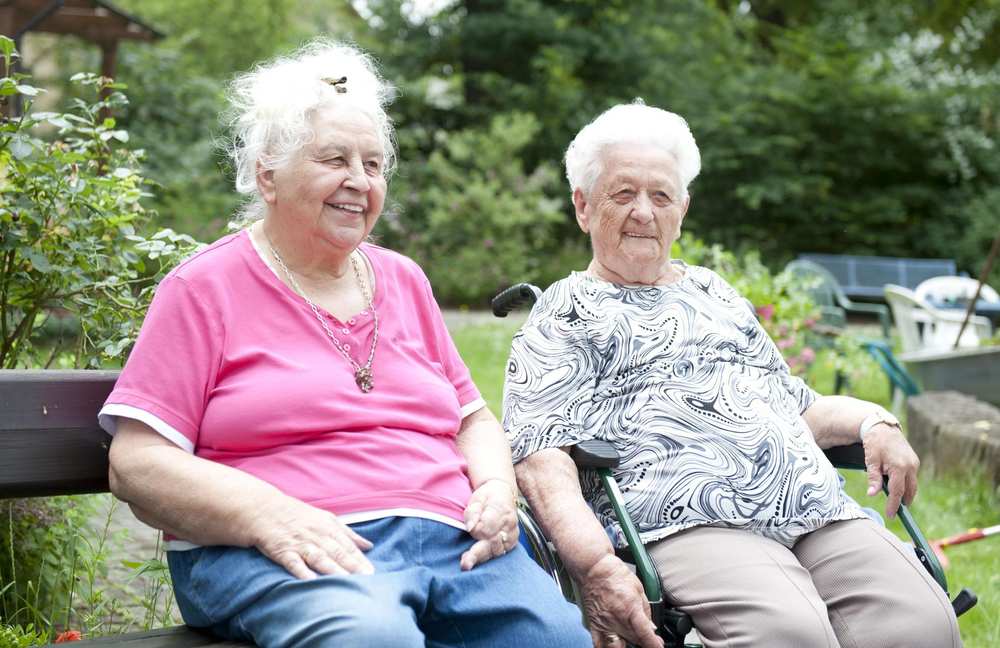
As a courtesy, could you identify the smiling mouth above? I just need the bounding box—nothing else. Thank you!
[623,233,656,239]
[327,203,365,214]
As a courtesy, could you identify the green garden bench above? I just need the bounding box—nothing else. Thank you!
[0,370,253,647]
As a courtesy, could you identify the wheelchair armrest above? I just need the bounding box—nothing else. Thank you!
[570,440,621,469]
[823,442,866,471]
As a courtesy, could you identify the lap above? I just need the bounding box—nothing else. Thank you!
[168,516,589,648]
[648,520,961,648]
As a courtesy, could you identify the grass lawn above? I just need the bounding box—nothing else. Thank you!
[450,317,1000,647]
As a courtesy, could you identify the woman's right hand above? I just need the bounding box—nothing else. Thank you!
[252,496,375,579]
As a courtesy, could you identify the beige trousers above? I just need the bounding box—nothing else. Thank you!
[648,519,962,648]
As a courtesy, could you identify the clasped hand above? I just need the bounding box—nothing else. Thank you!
[460,478,519,570]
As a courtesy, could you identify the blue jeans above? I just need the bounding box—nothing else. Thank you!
[167,516,591,648]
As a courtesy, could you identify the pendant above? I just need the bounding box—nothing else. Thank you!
[355,366,374,393]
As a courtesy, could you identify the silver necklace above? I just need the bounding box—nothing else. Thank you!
[266,236,379,393]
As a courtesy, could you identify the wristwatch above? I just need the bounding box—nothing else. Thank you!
[858,409,901,441]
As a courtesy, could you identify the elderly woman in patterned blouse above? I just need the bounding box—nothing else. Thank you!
[503,102,963,648]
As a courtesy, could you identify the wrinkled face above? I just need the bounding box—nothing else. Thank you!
[259,103,387,254]
[574,144,689,282]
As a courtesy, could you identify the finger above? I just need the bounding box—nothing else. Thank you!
[904,470,918,506]
[275,550,318,580]
[885,469,905,519]
[341,524,374,551]
[460,538,493,571]
[327,533,375,574]
[865,460,883,497]
[627,607,663,648]
[470,502,505,539]
[464,498,484,531]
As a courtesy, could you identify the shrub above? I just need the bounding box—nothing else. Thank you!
[0,36,203,369]
[380,112,581,306]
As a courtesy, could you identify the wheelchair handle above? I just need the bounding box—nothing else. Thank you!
[491,283,541,317]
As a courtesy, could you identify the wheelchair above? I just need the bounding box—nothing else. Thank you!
[495,283,978,648]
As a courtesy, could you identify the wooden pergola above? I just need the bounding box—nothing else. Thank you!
[0,0,162,82]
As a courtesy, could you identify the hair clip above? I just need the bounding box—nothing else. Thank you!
[322,76,348,93]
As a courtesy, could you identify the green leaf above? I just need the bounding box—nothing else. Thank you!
[25,251,52,273]
[0,35,14,69]
[15,84,41,97]
[9,136,32,159]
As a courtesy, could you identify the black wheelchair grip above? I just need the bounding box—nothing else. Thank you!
[570,439,621,469]
[952,588,978,617]
[491,283,540,317]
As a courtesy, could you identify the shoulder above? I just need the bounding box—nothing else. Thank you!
[362,242,428,284]
[165,231,248,286]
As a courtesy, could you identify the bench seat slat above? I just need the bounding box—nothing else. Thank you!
[63,625,251,647]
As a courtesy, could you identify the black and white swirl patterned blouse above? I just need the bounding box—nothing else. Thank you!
[503,264,866,548]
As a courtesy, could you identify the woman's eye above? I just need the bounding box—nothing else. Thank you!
[653,192,672,205]
[364,160,381,172]
[613,190,634,202]
[324,157,346,166]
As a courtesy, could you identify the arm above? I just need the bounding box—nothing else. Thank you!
[109,418,374,578]
[517,448,662,648]
[802,394,919,517]
[454,406,520,570]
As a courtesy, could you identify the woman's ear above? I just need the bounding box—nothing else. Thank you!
[573,188,590,233]
[257,160,277,205]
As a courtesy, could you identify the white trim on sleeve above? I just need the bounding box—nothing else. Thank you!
[98,404,196,453]
[460,398,487,418]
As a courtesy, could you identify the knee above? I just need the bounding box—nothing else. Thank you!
[261,598,424,648]
[877,603,962,648]
[760,614,837,648]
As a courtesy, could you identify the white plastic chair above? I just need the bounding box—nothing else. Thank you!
[915,276,1000,304]
[883,284,994,352]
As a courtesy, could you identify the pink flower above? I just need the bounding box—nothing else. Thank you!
[55,630,83,642]
[799,347,816,364]
[777,338,795,350]
[755,303,775,321]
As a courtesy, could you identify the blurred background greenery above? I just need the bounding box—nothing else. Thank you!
[19,0,1000,306]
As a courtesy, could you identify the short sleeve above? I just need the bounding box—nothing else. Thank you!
[417,276,483,415]
[98,275,223,452]
[502,287,598,463]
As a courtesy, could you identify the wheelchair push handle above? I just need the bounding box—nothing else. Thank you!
[491,283,542,317]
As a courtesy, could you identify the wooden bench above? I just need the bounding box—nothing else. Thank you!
[797,253,961,302]
[0,370,251,647]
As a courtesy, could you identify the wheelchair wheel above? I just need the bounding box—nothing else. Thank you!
[517,505,580,604]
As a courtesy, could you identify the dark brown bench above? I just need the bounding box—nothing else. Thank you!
[0,370,251,647]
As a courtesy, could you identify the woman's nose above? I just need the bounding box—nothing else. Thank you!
[630,193,655,222]
[343,160,371,192]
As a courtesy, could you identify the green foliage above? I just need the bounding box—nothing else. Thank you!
[0,497,94,638]
[0,37,203,369]
[0,623,48,648]
[380,112,587,305]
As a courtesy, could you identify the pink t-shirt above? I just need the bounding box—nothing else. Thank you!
[99,231,484,539]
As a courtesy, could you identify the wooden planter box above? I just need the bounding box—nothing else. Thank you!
[900,346,1000,407]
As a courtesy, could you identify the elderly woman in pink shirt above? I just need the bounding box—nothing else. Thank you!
[100,40,589,648]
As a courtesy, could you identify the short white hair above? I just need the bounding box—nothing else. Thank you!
[226,39,396,221]
[564,101,701,198]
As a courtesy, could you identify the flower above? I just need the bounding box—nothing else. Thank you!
[55,630,83,642]
[799,346,816,364]
[755,303,775,321]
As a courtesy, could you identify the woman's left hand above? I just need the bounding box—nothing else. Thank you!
[460,478,519,570]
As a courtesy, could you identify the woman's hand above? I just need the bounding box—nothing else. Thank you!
[582,555,663,648]
[460,478,519,570]
[253,496,375,579]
